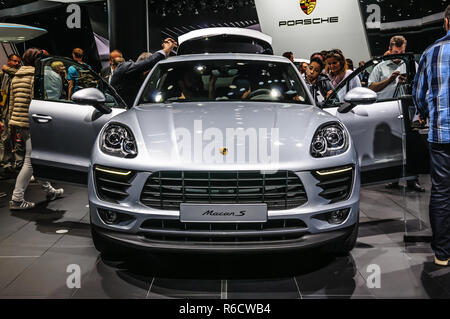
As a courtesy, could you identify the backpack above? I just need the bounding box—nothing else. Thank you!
[77,69,98,89]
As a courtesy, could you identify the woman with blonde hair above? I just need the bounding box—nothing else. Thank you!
[325,49,361,90]
[50,61,68,99]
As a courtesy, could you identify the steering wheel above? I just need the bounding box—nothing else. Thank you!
[247,89,272,100]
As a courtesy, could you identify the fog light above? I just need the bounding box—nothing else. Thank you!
[312,208,350,225]
[105,211,118,224]
[329,210,347,224]
[98,209,136,226]
[98,209,120,225]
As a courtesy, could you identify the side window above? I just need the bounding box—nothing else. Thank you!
[99,79,124,109]
[43,59,72,101]
[42,58,123,108]
[324,56,411,108]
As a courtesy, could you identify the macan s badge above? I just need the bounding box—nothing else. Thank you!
[300,0,317,15]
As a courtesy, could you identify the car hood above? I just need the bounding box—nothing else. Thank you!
[107,101,345,170]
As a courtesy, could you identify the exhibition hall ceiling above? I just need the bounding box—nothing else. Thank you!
[149,0,256,18]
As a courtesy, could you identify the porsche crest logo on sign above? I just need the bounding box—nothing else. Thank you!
[220,147,228,156]
[300,0,317,15]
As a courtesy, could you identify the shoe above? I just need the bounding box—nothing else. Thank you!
[407,181,425,192]
[434,256,450,266]
[9,199,35,210]
[385,181,400,189]
[46,188,64,201]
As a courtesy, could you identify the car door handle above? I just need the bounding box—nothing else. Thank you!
[31,114,52,123]
[351,108,369,117]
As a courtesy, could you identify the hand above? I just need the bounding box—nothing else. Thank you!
[162,38,177,56]
[242,89,251,100]
[418,116,427,126]
[397,74,407,84]
[388,71,401,83]
[1,65,8,72]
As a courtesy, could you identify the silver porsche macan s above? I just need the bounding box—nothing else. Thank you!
[86,54,360,256]
[28,27,425,259]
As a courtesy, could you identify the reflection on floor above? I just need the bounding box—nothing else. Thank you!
[0,174,448,299]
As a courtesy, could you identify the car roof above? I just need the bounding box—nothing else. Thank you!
[160,53,291,64]
[294,58,310,64]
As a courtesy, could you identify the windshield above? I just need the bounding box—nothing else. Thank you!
[139,59,311,105]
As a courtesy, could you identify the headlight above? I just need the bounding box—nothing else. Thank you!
[310,122,348,158]
[100,123,137,158]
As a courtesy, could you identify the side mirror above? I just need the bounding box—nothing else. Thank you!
[72,88,112,114]
[338,87,377,113]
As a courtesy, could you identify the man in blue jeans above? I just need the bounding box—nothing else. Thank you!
[413,5,450,266]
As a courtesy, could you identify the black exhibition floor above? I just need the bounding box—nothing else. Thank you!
[0,174,449,299]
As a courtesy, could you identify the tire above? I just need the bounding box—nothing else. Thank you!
[322,222,359,256]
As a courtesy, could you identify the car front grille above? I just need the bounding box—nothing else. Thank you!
[94,165,135,203]
[140,170,307,211]
[313,166,354,204]
[139,218,308,243]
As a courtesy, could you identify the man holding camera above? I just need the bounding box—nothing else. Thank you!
[369,35,425,192]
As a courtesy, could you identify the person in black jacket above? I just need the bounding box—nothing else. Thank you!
[100,49,123,83]
[111,38,177,106]
[305,57,334,104]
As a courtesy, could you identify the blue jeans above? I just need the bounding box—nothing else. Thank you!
[429,142,450,259]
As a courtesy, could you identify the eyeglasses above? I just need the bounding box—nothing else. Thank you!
[324,49,344,60]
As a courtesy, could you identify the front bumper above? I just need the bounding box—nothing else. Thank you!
[88,164,360,252]
[92,224,356,253]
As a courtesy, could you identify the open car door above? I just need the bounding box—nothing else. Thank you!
[29,56,127,184]
[321,53,429,185]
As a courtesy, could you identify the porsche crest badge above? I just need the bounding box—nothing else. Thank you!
[300,0,317,15]
[220,147,228,156]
